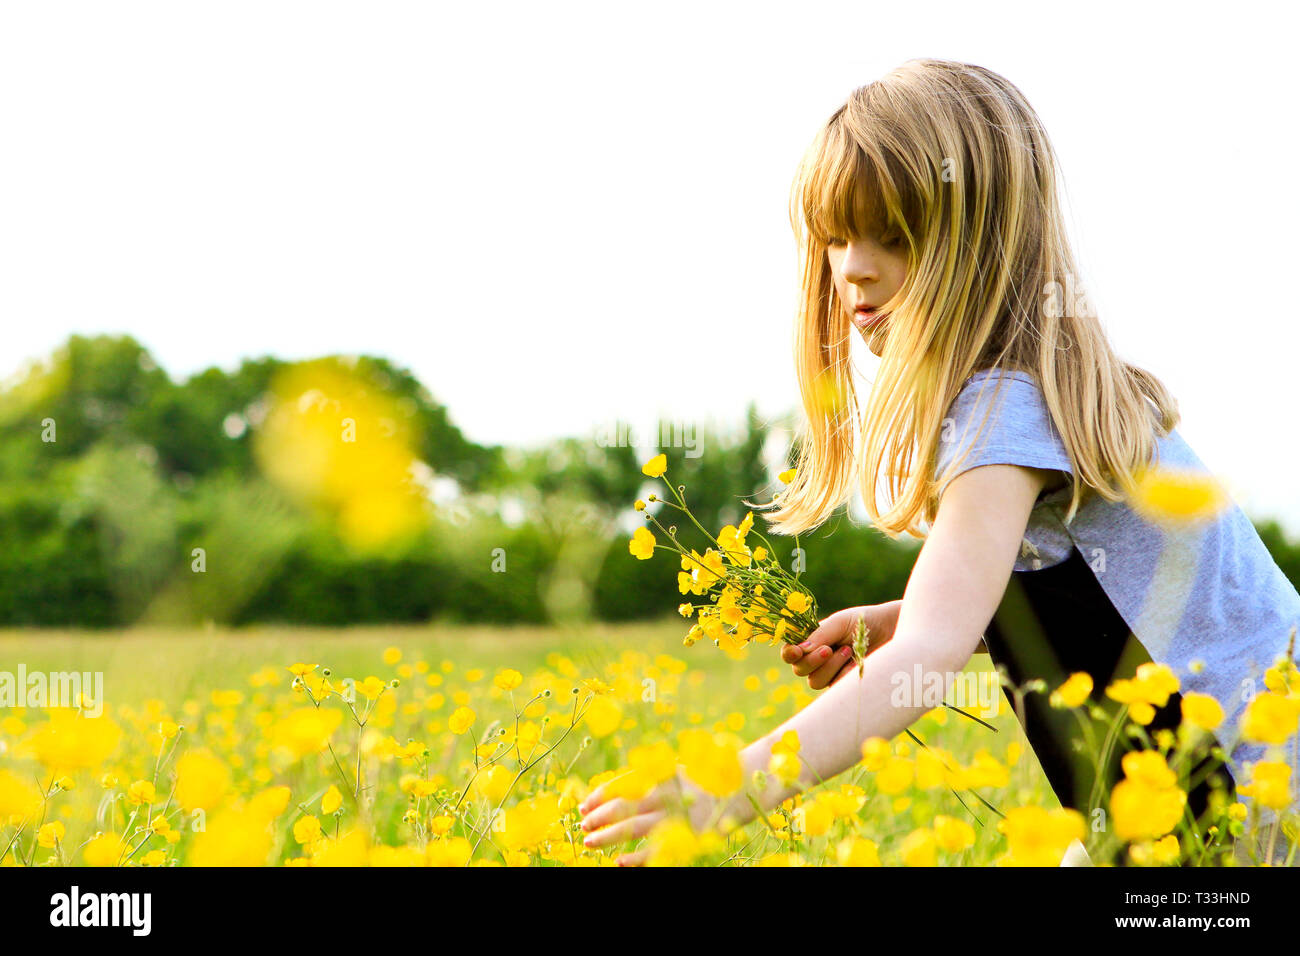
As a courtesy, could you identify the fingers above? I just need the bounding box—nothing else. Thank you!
[802,609,854,652]
[582,808,665,849]
[578,769,652,816]
[780,643,803,665]
[808,645,855,690]
[580,793,656,834]
[578,779,613,816]
[829,653,858,685]
[791,643,837,678]
[617,847,651,867]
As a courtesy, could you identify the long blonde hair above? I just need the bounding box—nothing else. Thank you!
[767,58,1178,538]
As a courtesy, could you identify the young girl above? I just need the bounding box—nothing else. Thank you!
[579,59,1300,865]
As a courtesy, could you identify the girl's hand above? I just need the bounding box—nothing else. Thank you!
[578,770,713,866]
[780,601,903,690]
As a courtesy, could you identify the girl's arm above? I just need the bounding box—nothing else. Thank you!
[715,463,1050,825]
[580,463,1049,860]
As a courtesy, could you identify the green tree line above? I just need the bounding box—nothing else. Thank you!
[0,334,1296,632]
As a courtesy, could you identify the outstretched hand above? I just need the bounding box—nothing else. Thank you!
[578,771,714,867]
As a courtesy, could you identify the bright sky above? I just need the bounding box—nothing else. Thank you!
[3,1,1298,530]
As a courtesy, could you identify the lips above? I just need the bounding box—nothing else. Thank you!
[853,306,888,332]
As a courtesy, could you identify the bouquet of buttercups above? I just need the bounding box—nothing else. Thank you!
[628,453,872,662]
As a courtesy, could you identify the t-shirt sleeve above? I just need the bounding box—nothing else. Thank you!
[934,373,1074,497]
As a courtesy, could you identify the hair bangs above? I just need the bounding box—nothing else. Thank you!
[800,120,893,245]
[799,114,925,256]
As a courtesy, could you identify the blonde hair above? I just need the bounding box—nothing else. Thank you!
[767,58,1178,538]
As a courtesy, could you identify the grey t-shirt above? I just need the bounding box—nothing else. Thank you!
[936,369,1300,775]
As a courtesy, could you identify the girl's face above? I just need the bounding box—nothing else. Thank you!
[827,236,908,356]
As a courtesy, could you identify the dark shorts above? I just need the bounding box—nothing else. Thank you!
[983,546,1234,863]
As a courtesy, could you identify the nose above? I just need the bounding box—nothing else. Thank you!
[837,241,880,284]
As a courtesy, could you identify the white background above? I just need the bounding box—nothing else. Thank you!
[2,1,1297,529]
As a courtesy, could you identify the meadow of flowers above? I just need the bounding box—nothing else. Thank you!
[1,611,1296,867]
[0,446,1296,869]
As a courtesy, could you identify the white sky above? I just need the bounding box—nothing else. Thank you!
[3,1,1298,530]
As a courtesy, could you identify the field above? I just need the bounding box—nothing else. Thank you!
[0,621,1060,867]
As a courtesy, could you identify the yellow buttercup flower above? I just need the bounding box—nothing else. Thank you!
[493,669,523,692]
[835,837,880,866]
[127,779,157,806]
[795,797,834,837]
[583,695,623,738]
[628,527,656,560]
[677,729,743,797]
[22,711,122,771]
[272,707,343,759]
[860,736,891,771]
[874,757,914,795]
[1130,834,1181,866]
[641,454,668,478]
[293,814,323,844]
[1239,692,1300,745]
[645,818,705,866]
[933,815,976,853]
[37,821,66,849]
[997,806,1086,866]
[82,832,127,867]
[1050,672,1093,709]
[321,785,344,815]
[1110,751,1187,842]
[768,751,802,787]
[1106,663,1180,725]
[1180,692,1225,732]
[899,828,937,866]
[627,740,677,787]
[175,749,231,813]
[0,770,42,822]
[1238,760,1292,811]
[448,706,476,735]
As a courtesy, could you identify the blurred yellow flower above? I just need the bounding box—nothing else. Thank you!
[1106,663,1180,725]
[0,770,41,822]
[1180,693,1225,732]
[493,669,524,692]
[321,785,344,815]
[997,806,1086,866]
[448,706,476,736]
[1050,672,1093,709]
[37,821,66,849]
[293,815,322,845]
[175,749,231,813]
[899,828,937,866]
[1129,466,1229,525]
[835,837,880,866]
[272,708,343,759]
[583,696,623,738]
[254,360,426,552]
[1110,752,1186,842]
[1238,760,1292,811]
[22,712,122,771]
[933,815,975,853]
[1239,692,1300,745]
[677,729,743,797]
